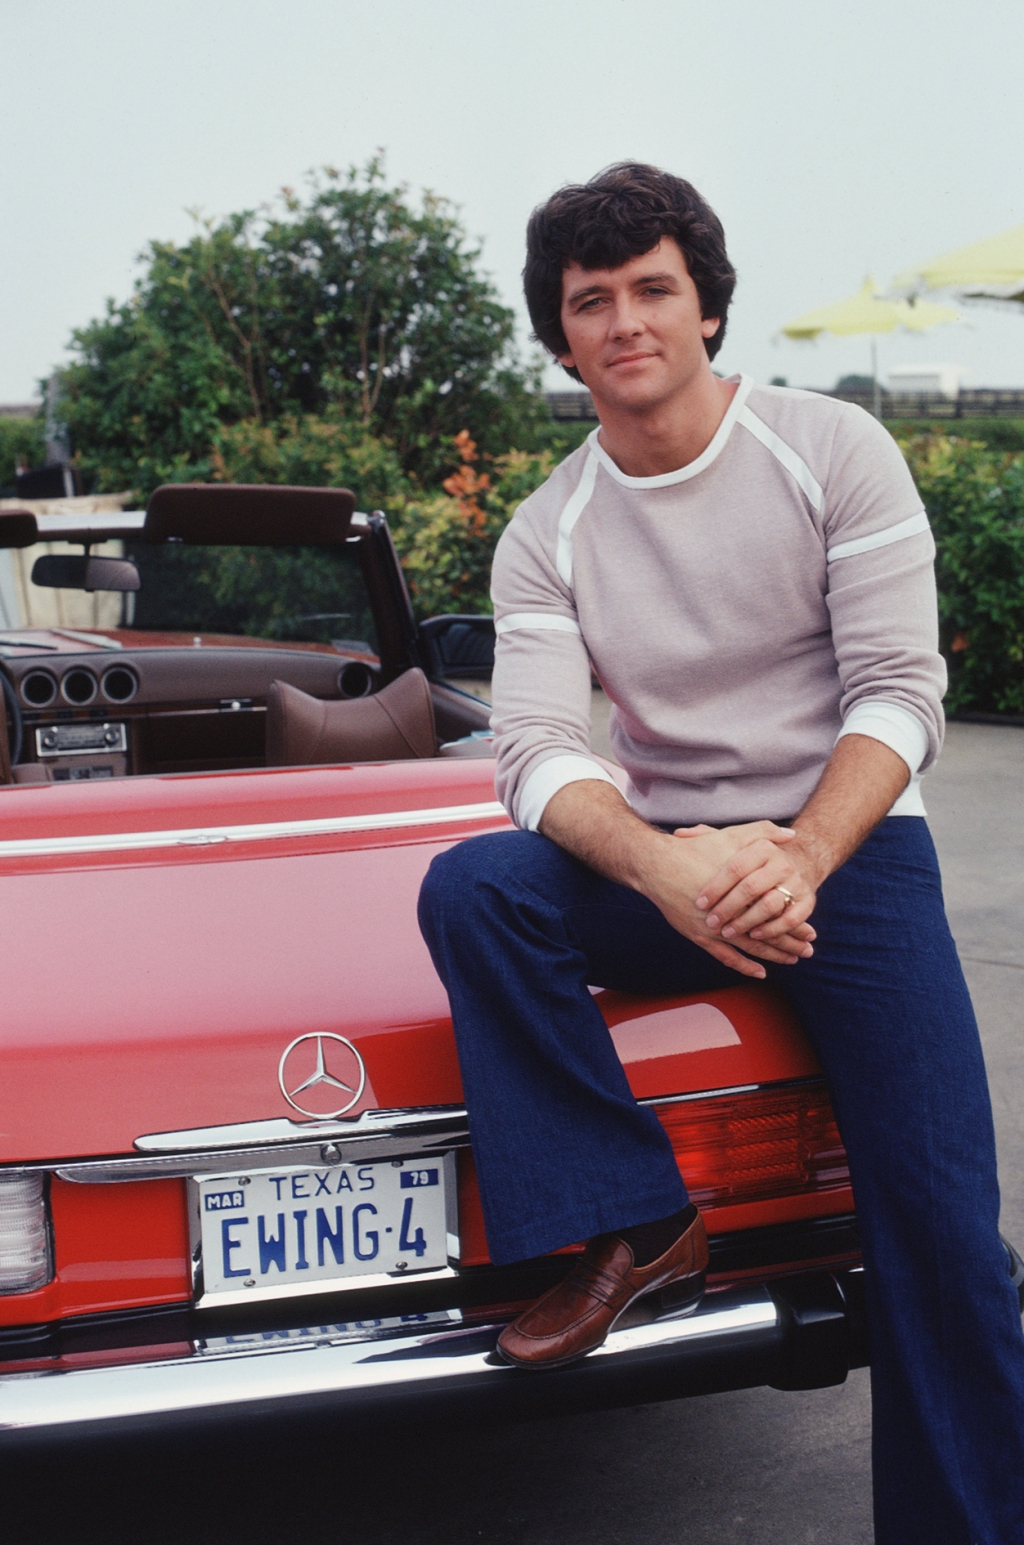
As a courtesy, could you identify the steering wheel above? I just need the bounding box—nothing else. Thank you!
[1,669,24,766]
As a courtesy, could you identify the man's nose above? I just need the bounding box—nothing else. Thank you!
[609,299,644,338]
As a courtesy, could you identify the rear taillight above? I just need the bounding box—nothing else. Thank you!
[0,1173,54,1293]
[657,1082,849,1208]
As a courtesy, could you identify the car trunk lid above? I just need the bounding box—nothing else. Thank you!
[0,761,820,1162]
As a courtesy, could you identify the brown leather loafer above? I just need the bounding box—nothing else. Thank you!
[496,1209,709,1370]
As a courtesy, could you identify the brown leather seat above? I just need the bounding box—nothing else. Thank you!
[266,668,437,767]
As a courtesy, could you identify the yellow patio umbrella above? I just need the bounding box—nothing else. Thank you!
[778,278,960,416]
[891,224,1024,307]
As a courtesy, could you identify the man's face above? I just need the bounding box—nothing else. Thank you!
[557,237,721,410]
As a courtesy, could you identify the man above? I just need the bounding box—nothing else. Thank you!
[418,163,1024,1543]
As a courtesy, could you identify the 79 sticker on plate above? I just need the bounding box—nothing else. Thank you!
[194,1157,453,1305]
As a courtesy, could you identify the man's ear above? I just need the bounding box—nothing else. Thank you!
[556,350,577,371]
[701,316,721,340]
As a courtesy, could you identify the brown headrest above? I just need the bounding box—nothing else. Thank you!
[266,668,437,767]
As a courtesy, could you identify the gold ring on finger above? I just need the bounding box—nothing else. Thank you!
[775,886,796,906]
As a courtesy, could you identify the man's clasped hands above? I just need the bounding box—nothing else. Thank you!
[653,820,826,980]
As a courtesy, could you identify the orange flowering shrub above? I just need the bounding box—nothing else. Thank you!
[393,432,555,616]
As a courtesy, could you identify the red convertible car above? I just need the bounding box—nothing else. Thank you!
[0,482,950,1441]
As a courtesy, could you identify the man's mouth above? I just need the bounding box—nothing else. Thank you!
[608,351,656,368]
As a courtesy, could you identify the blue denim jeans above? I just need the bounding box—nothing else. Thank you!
[418,817,1024,1544]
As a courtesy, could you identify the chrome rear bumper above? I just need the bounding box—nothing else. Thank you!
[0,1272,864,1441]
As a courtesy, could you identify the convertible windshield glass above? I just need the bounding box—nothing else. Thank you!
[28,540,379,652]
[123,542,377,651]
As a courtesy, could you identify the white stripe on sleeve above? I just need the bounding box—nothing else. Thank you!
[827,510,929,562]
[494,612,582,637]
[555,452,599,585]
[837,700,930,775]
[515,754,619,832]
[737,407,824,512]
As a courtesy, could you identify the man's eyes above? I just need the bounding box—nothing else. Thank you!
[571,285,676,315]
[574,286,670,312]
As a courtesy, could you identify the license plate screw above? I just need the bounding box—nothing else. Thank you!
[391,1160,404,1168]
[395,1261,408,1271]
[238,1177,251,1185]
[321,1144,342,1164]
[244,1279,255,1287]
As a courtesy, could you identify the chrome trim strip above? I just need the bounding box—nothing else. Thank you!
[51,1111,471,1184]
[134,1106,469,1154]
[14,1084,830,1184]
[0,802,507,860]
[0,1288,780,1434]
[642,1083,759,1107]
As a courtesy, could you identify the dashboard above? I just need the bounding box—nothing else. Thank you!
[3,647,378,781]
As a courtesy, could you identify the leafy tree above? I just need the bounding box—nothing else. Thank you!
[0,416,45,491]
[55,158,549,497]
[209,414,410,511]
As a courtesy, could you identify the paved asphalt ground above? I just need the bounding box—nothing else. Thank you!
[5,722,1023,1545]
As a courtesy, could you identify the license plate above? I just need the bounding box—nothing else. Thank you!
[193,1156,454,1307]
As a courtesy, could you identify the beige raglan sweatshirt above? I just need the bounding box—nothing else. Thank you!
[490,376,946,831]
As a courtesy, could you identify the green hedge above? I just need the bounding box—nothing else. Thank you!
[899,434,1024,715]
[889,418,1024,453]
[0,416,45,491]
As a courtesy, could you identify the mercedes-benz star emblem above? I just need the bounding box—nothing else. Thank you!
[278,1033,367,1119]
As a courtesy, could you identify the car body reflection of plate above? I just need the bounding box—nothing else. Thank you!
[197,1308,463,1355]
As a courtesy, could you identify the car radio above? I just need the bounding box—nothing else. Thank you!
[35,722,128,758]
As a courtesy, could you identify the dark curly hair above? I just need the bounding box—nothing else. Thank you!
[523,162,736,382]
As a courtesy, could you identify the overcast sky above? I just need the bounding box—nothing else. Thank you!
[2,0,1023,406]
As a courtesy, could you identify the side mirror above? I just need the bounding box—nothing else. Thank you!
[419,614,495,679]
[31,554,141,593]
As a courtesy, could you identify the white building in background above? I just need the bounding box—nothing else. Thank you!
[0,494,132,631]
[887,364,969,400]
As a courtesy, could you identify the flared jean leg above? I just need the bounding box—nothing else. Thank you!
[769,819,1024,1545]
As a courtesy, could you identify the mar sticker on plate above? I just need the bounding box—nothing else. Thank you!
[194,1157,453,1306]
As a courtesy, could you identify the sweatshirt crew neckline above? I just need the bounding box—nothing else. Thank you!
[586,373,754,488]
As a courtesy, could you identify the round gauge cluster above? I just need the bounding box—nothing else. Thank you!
[19,665,140,709]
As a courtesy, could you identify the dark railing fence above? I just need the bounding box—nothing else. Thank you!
[825,387,1024,419]
[545,391,602,421]
[545,388,1024,423]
